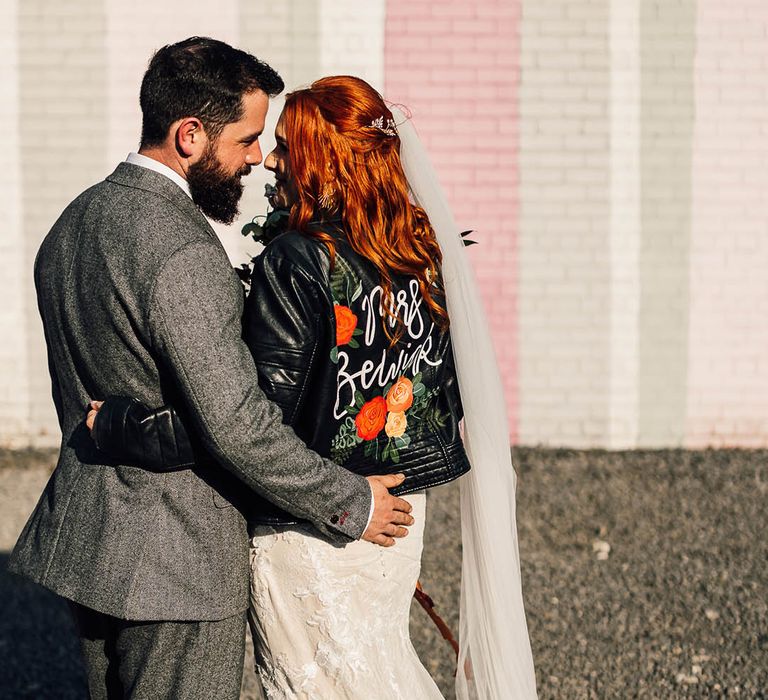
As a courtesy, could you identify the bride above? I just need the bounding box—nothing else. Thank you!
[90,76,537,698]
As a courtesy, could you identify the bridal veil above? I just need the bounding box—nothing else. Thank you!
[392,107,538,700]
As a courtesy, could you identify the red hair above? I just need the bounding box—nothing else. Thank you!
[282,76,448,341]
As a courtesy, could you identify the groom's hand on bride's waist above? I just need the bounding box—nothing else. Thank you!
[363,474,415,547]
[85,399,414,544]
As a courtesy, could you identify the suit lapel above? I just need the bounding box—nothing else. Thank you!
[106,162,221,242]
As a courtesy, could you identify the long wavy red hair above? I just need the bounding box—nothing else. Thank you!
[281,76,448,340]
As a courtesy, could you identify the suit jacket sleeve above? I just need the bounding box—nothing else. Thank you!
[93,251,326,472]
[145,239,371,541]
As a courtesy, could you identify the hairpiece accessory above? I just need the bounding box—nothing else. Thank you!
[318,181,338,210]
[370,116,398,137]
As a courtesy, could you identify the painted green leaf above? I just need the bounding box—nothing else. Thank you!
[351,280,363,303]
[348,338,360,349]
[354,391,365,408]
[413,382,426,397]
[330,346,339,364]
[390,447,400,464]
[352,328,364,336]
[394,434,411,449]
[330,269,346,301]
[412,372,423,385]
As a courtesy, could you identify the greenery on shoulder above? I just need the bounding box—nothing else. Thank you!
[329,254,363,307]
[234,184,290,291]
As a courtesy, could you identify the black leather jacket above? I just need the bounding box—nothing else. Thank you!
[93,224,471,525]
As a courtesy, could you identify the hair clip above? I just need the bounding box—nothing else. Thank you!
[370,116,398,137]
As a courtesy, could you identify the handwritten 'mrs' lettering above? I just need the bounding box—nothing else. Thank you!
[362,279,427,344]
[333,279,442,420]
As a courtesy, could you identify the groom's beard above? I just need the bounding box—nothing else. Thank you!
[187,144,251,225]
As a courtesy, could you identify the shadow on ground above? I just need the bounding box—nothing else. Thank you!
[0,553,88,699]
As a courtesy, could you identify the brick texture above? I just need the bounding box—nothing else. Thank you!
[385,0,522,440]
[686,0,768,447]
[517,0,612,447]
[5,1,768,448]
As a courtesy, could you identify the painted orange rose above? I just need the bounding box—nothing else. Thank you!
[386,376,414,413]
[355,396,387,440]
[334,305,358,345]
[385,411,407,438]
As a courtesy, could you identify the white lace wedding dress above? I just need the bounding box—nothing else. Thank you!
[247,492,444,699]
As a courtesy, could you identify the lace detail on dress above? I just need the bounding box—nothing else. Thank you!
[248,494,443,699]
[249,531,280,628]
[291,531,370,687]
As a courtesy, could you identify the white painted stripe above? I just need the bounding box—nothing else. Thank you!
[319,0,386,93]
[0,2,31,444]
[239,0,387,266]
[608,0,640,448]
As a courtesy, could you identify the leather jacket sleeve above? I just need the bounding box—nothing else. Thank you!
[242,248,327,426]
[91,245,326,469]
[91,396,195,470]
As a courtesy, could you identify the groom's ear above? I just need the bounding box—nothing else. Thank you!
[175,117,206,159]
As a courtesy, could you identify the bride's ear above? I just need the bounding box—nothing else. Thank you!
[175,117,206,159]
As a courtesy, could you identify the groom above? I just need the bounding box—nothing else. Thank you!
[9,37,413,699]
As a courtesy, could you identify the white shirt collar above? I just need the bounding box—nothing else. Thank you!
[125,152,192,199]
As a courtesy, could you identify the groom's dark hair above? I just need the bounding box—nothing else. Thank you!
[139,36,284,148]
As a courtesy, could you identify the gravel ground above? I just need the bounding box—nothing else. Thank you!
[1,447,765,699]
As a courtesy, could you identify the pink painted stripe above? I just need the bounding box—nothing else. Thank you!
[686,0,768,447]
[384,0,521,441]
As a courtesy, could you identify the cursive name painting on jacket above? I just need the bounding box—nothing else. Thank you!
[335,277,444,422]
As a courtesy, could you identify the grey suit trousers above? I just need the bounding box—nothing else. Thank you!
[69,601,246,700]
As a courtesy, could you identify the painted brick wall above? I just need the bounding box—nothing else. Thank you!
[384,0,521,439]
[635,0,696,448]
[686,1,768,447]
[5,0,768,449]
[0,0,388,447]
[0,3,29,444]
[9,0,109,446]
[517,1,612,447]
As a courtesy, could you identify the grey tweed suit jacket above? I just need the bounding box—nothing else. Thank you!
[9,163,372,621]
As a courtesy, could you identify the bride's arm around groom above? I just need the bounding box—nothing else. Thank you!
[9,36,412,700]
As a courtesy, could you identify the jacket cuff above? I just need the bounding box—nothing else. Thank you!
[362,479,375,538]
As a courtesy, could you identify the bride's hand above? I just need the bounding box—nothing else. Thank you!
[363,473,415,547]
[85,400,104,433]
